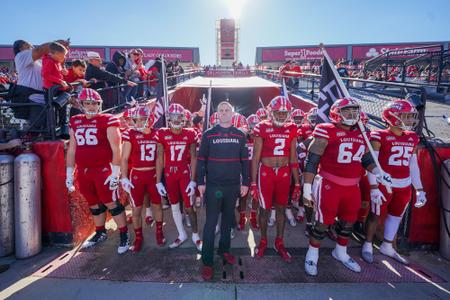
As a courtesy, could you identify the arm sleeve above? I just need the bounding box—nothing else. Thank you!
[122,130,130,142]
[196,132,209,185]
[367,150,380,185]
[410,153,423,190]
[91,68,128,85]
[240,133,250,186]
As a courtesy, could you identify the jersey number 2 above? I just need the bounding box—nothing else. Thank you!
[274,138,285,155]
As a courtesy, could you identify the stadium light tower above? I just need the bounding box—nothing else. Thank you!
[216,18,240,67]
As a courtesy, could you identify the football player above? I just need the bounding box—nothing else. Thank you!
[303,98,392,276]
[155,103,202,250]
[120,106,166,252]
[362,100,426,265]
[66,88,129,254]
[251,96,301,263]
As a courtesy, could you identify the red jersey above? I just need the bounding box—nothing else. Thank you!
[63,68,84,84]
[156,128,197,167]
[41,54,65,89]
[370,129,419,185]
[313,123,366,183]
[298,124,314,141]
[122,129,158,168]
[246,136,254,160]
[69,114,120,168]
[253,120,297,158]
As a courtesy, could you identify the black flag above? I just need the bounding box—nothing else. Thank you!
[152,69,166,129]
[317,54,346,123]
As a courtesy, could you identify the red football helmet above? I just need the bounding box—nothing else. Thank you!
[78,88,102,115]
[131,106,154,131]
[269,96,292,126]
[256,108,268,120]
[167,103,185,129]
[329,97,360,126]
[231,113,248,131]
[246,114,260,132]
[360,111,369,126]
[382,99,418,130]
[209,112,219,127]
[306,107,318,126]
[291,109,305,125]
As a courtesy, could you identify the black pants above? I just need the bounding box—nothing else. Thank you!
[201,184,240,267]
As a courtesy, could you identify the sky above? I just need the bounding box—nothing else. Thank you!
[1,0,449,65]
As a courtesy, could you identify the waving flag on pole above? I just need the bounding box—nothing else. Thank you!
[280,78,289,97]
[152,57,167,129]
[203,80,213,131]
[317,49,346,123]
[258,96,265,109]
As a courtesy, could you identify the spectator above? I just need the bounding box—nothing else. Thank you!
[64,59,88,86]
[41,42,69,91]
[85,51,136,109]
[105,51,126,84]
[123,49,144,100]
[12,39,69,128]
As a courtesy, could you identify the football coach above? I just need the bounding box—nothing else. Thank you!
[197,101,249,281]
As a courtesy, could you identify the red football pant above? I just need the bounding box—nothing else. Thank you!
[258,164,290,209]
[129,169,161,207]
[376,185,412,217]
[314,176,361,225]
[77,166,116,206]
[164,165,192,208]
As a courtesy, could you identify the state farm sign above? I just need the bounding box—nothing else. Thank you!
[352,44,442,60]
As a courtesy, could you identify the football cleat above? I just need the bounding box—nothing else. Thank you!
[169,236,187,249]
[130,237,143,253]
[255,238,268,258]
[222,253,236,265]
[145,215,154,226]
[274,238,292,263]
[82,231,107,249]
[118,232,130,254]
[156,230,166,246]
[202,266,213,281]
[379,246,409,265]
[305,259,318,276]
[332,250,361,273]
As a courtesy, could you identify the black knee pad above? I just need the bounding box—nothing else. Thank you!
[310,224,326,240]
[109,202,125,216]
[335,221,353,238]
[90,204,107,216]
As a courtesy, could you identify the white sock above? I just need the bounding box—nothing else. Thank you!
[380,241,395,255]
[306,245,319,263]
[171,204,187,239]
[285,208,294,220]
[192,232,200,243]
[362,241,373,253]
[270,209,276,221]
[384,214,402,241]
[145,207,152,217]
[334,244,350,262]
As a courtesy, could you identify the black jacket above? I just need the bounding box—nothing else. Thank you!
[105,51,126,86]
[85,63,127,90]
[197,125,249,186]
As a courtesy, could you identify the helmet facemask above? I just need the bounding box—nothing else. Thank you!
[82,100,102,116]
[390,111,418,131]
[271,110,289,127]
[169,113,184,129]
[339,106,360,126]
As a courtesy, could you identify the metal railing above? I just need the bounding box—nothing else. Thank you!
[0,68,203,142]
[255,68,431,135]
